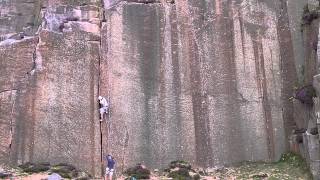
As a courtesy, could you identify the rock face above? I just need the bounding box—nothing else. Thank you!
[304,16,320,178]
[0,0,315,178]
[101,0,297,169]
[0,37,38,164]
[1,0,102,176]
[0,0,41,36]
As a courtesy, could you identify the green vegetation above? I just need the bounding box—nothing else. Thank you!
[169,160,192,169]
[125,164,151,179]
[168,168,192,180]
[15,162,91,179]
[215,152,313,180]
[50,163,78,179]
[5,153,313,179]
[18,162,50,174]
[166,160,200,180]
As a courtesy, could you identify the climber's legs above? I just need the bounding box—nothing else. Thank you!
[105,168,114,180]
[100,107,109,121]
[100,108,105,121]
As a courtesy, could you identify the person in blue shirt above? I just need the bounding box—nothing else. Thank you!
[105,154,115,180]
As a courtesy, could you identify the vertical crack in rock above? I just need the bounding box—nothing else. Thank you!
[30,35,43,75]
[98,24,104,178]
[34,36,43,72]
[0,90,17,161]
[177,0,213,166]
[27,35,41,164]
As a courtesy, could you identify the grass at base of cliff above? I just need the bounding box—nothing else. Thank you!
[214,152,313,180]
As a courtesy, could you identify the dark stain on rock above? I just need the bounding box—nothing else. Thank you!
[277,0,298,153]
[214,0,244,163]
[185,27,213,168]
[238,10,246,71]
[302,19,319,85]
[27,74,38,163]
[124,4,163,165]
[169,5,183,158]
[252,36,275,161]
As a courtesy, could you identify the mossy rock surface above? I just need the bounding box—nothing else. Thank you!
[18,162,50,173]
[169,160,192,170]
[52,163,76,171]
[166,160,200,180]
[18,162,33,170]
[192,173,200,180]
[125,164,151,179]
[168,168,192,179]
[74,171,91,180]
[211,152,313,179]
[278,152,310,171]
[3,163,91,179]
[50,164,78,178]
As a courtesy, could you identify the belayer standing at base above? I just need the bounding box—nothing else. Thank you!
[98,96,109,122]
[105,154,116,180]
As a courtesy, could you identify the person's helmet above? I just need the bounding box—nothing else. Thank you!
[98,96,103,100]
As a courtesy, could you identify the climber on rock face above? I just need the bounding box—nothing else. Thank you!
[105,154,115,180]
[98,96,109,121]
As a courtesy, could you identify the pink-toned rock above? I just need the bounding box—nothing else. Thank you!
[0,0,311,178]
[0,1,41,36]
[0,37,38,165]
[1,2,103,177]
[98,0,299,171]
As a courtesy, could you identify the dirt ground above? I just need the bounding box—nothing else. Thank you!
[0,153,313,180]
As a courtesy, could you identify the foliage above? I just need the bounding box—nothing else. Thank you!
[18,162,50,174]
[50,164,78,178]
[125,164,151,179]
